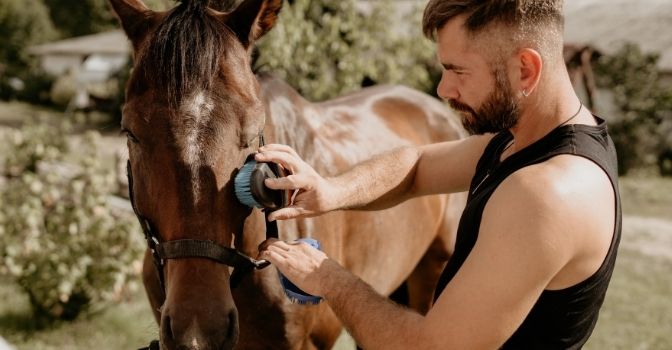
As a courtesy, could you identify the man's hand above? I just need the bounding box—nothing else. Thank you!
[255,144,337,221]
[258,238,340,297]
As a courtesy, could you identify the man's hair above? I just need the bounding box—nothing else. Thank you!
[422,0,565,62]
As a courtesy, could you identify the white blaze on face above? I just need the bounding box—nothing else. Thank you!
[175,91,215,204]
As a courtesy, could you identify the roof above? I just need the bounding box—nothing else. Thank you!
[564,0,672,71]
[28,30,130,56]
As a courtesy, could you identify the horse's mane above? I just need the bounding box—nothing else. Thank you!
[143,0,229,105]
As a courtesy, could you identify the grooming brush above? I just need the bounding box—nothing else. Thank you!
[278,238,324,305]
[234,154,290,209]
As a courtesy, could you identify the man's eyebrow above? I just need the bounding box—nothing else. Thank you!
[441,63,466,71]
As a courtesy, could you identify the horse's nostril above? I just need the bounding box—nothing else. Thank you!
[225,309,239,348]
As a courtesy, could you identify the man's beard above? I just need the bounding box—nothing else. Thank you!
[448,68,520,135]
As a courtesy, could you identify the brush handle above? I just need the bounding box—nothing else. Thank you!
[278,238,323,305]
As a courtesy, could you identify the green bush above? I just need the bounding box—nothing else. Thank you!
[15,69,57,105]
[3,121,70,176]
[256,0,438,101]
[0,124,144,321]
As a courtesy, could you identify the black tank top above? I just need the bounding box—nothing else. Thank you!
[434,117,622,349]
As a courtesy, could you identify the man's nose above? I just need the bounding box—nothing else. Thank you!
[437,73,459,101]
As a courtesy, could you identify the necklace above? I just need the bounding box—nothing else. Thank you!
[559,103,583,127]
[470,102,584,195]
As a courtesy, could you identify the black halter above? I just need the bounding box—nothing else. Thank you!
[126,140,278,294]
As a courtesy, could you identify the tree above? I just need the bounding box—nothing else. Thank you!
[0,0,56,74]
[42,0,174,39]
[255,0,438,102]
[595,43,672,175]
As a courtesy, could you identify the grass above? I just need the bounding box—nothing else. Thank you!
[0,277,157,350]
[585,249,672,349]
[619,176,672,218]
[583,176,672,349]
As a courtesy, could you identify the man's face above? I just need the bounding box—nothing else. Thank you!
[436,16,520,135]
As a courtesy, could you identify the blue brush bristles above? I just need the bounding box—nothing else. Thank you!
[234,160,263,208]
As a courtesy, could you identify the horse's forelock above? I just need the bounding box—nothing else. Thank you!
[143,2,234,106]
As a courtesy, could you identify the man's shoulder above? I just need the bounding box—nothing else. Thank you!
[483,153,615,256]
[484,154,614,239]
[502,153,612,205]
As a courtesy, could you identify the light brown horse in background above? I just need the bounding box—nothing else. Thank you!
[110,0,466,348]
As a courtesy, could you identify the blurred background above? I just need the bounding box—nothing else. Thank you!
[0,0,670,349]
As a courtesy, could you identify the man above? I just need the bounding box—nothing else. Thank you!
[257,1,621,349]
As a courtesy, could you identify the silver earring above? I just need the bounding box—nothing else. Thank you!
[522,89,530,97]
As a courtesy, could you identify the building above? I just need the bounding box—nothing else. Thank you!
[564,0,672,80]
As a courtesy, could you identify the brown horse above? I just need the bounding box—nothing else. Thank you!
[110,0,466,349]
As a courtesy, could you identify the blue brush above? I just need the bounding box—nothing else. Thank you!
[278,238,323,305]
[234,156,288,209]
[234,160,263,208]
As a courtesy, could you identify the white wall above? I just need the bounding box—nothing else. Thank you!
[40,54,83,76]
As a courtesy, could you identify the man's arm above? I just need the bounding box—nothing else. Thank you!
[255,134,492,220]
[260,159,610,349]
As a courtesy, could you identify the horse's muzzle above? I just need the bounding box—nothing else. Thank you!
[159,306,239,350]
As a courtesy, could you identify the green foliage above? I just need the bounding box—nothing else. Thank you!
[595,43,672,175]
[256,0,438,101]
[0,0,56,75]
[15,70,57,105]
[42,0,116,38]
[41,0,175,38]
[0,123,143,321]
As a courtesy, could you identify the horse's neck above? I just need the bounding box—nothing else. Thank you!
[258,74,338,175]
[258,74,411,177]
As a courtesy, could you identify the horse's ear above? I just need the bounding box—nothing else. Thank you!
[225,0,283,48]
[109,0,156,45]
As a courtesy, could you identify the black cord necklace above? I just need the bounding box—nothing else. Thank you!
[502,102,583,155]
[558,103,583,128]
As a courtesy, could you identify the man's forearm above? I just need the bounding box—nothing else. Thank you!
[328,146,420,211]
[321,260,426,350]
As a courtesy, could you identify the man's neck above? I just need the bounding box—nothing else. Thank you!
[508,73,590,153]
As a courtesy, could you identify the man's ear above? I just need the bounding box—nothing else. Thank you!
[516,48,543,97]
[109,0,156,47]
[224,0,283,48]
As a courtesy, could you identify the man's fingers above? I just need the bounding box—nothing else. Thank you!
[255,151,299,173]
[264,175,308,190]
[255,149,306,174]
[267,206,306,221]
[257,238,279,252]
[259,144,300,157]
[259,248,285,264]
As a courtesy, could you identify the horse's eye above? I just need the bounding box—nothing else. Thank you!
[121,129,140,144]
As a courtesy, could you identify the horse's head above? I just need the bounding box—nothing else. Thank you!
[110,0,282,348]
